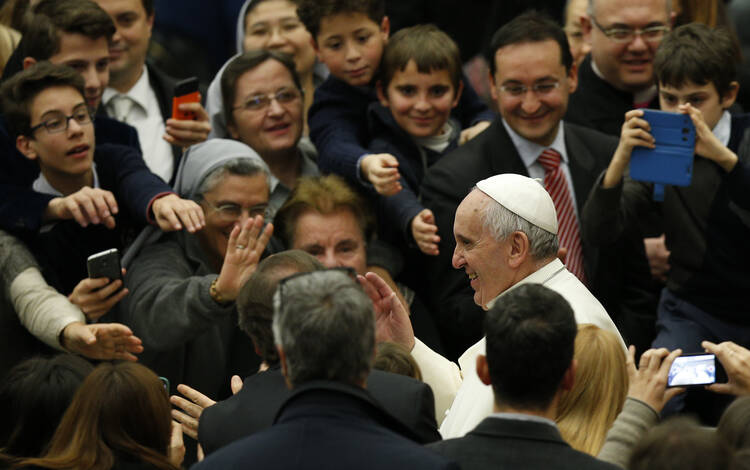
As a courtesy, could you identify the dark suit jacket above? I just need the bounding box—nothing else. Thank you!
[198,365,441,455]
[420,117,616,358]
[195,381,457,470]
[0,116,141,234]
[428,417,620,470]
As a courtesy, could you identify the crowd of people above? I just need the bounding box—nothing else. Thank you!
[1,0,750,468]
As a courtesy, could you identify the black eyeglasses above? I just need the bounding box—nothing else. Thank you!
[29,105,93,134]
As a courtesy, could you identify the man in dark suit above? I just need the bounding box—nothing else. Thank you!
[565,0,670,137]
[420,11,646,359]
[170,250,440,454]
[428,284,620,470]
[194,268,455,470]
[94,0,211,183]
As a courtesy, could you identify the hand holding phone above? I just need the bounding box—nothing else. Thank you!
[630,109,696,187]
[172,77,200,121]
[73,249,127,321]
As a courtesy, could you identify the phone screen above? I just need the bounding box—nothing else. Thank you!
[668,354,716,387]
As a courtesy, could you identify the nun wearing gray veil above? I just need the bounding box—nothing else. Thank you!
[118,139,276,401]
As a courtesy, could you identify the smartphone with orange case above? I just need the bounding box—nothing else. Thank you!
[171,77,200,120]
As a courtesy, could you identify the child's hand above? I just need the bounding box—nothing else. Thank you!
[603,109,654,188]
[361,153,402,196]
[459,121,491,145]
[680,103,738,173]
[411,209,440,256]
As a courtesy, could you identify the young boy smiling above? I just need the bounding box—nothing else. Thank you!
[298,0,493,201]
[583,24,750,422]
[369,25,463,255]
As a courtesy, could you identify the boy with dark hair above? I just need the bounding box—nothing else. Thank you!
[1,61,202,299]
[584,23,750,423]
[0,0,141,234]
[297,0,493,200]
[369,24,463,255]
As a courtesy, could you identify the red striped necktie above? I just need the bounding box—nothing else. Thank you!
[537,148,586,284]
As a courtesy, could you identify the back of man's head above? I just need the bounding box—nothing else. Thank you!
[237,250,324,365]
[484,283,577,411]
[629,417,731,470]
[23,0,114,61]
[272,269,374,388]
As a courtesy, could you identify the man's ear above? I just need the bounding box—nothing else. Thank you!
[581,14,593,42]
[278,346,293,390]
[560,359,577,391]
[507,231,530,268]
[489,70,499,103]
[567,61,579,94]
[476,354,492,386]
[721,81,740,110]
[22,57,37,70]
[376,80,389,106]
[16,134,37,161]
[452,80,464,108]
[380,16,390,41]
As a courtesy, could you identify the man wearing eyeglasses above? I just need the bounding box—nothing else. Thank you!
[420,11,619,361]
[221,49,318,219]
[1,61,203,301]
[566,0,672,136]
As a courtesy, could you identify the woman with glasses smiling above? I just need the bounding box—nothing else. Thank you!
[120,138,278,403]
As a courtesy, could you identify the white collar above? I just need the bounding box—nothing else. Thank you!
[713,110,731,147]
[501,118,568,168]
[486,258,564,310]
[32,162,100,197]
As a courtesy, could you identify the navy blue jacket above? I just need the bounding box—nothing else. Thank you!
[26,143,172,294]
[309,74,494,188]
[194,381,457,470]
[367,103,459,245]
[0,115,142,234]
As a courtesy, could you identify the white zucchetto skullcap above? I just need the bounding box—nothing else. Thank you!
[475,174,558,234]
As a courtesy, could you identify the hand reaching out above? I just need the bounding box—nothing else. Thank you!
[358,271,415,350]
[361,153,402,196]
[151,194,205,233]
[45,187,118,228]
[60,321,143,361]
[214,216,273,302]
[411,208,440,256]
[170,376,243,440]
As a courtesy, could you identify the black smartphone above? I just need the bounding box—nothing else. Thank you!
[668,353,716,387]
[86,248,122,281]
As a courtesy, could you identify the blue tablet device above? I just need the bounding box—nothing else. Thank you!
[629,109,696,187]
